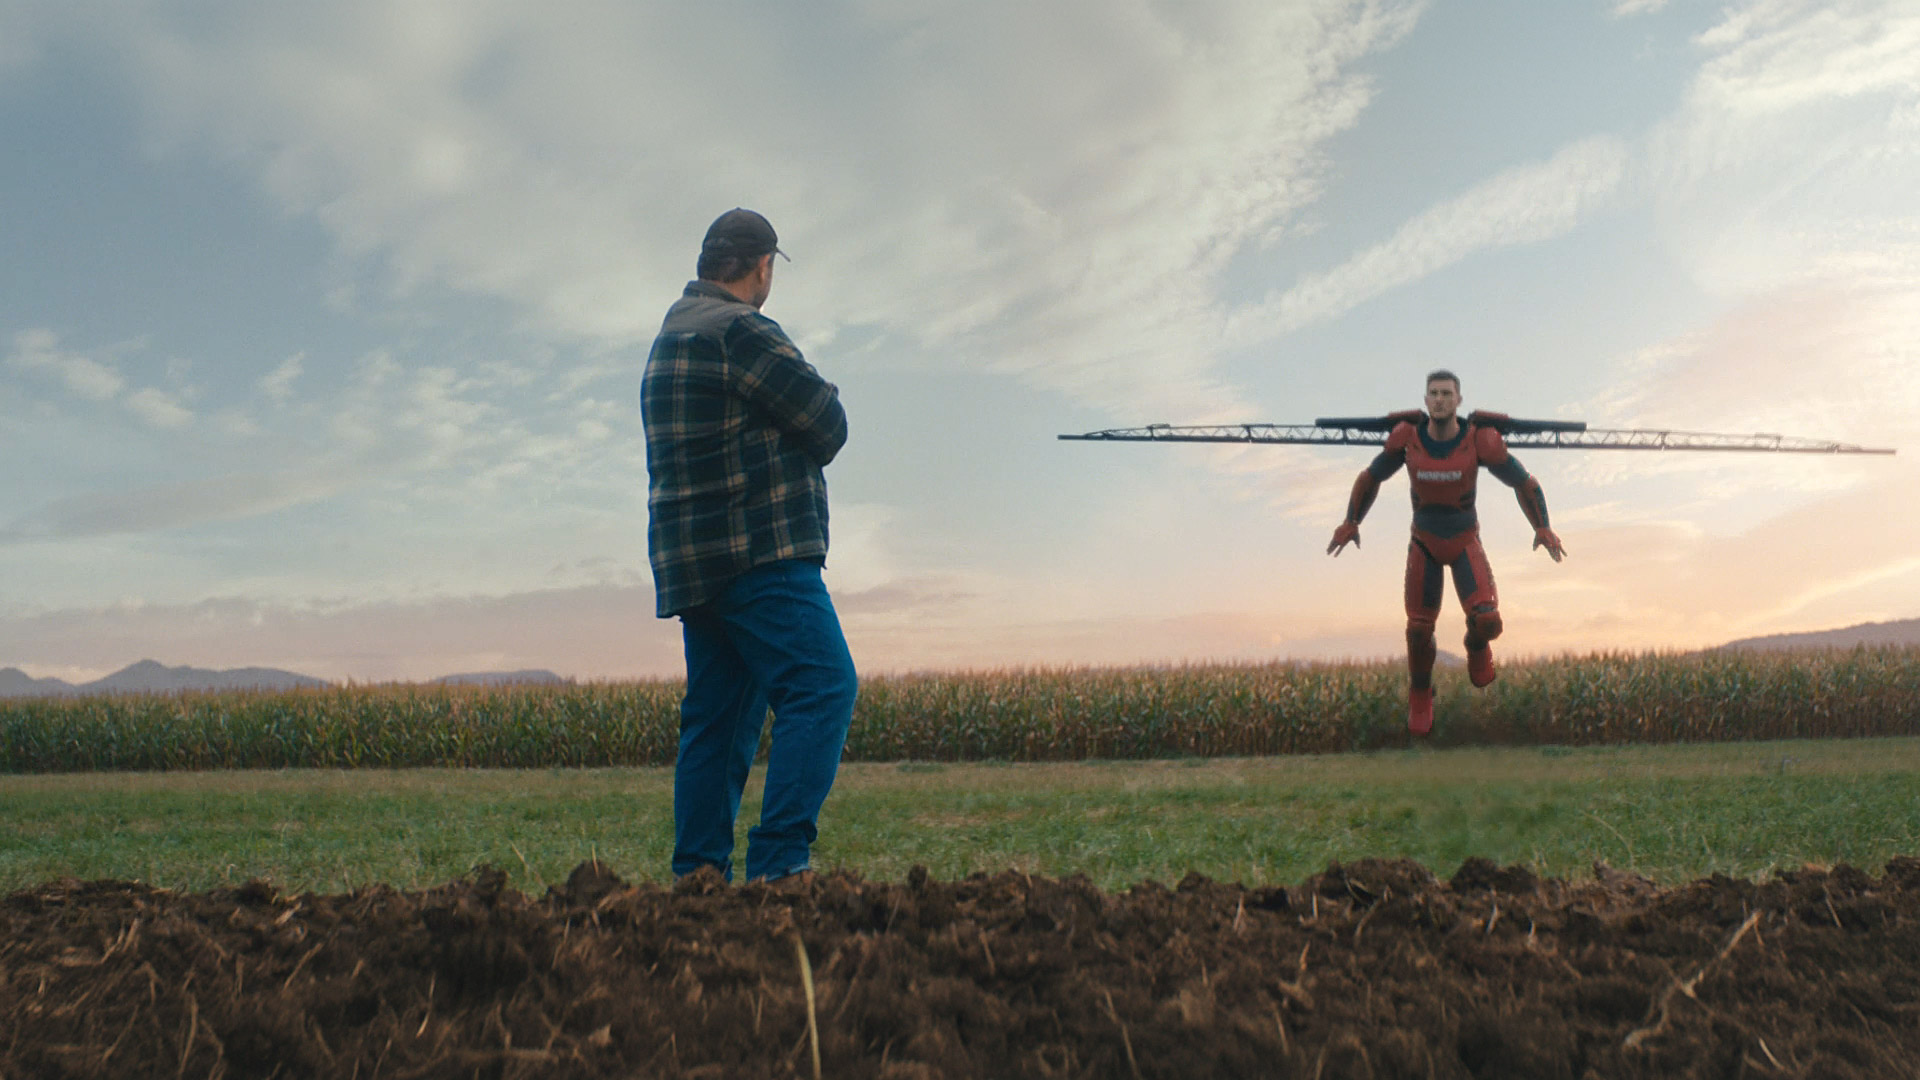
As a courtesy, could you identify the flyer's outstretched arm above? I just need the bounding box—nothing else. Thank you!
[1327,474,1372,555]
[1329,424,1412,556]
[1477,427,1565,562]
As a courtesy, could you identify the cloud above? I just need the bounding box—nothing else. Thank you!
[260,352,303,404]
[1611,0,1670,15]
[1593,284,1918,449]
[21,0,1429,427]
[1693,0,1920,114]
[1226,136,1630,342]
[0,467,361,543]
[1646,2,1920,296]
[8,0,1909,678]
[6,328,203,429]
[214,410,263,437]
[834,576,981,618]
[124,387,193,429]
[1583,0,1920,506]
[0,331,653,554]
[395,364,495,466]
[7,328,125,400]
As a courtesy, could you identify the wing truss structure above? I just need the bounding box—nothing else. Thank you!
[1058,421,1893,455]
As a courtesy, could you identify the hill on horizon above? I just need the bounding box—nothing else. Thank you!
[0,660,327,699]
[0,660,567,698]
[431,670,572,688]
[1715,618,1920,652]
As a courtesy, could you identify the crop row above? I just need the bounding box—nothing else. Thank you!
[1,647,1917,772]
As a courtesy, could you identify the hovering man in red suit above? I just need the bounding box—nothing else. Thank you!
[1326,370,1566,735]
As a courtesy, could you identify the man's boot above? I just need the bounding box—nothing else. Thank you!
[1408,687,1434,735]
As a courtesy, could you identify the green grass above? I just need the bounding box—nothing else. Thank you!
[5,737,1919,894]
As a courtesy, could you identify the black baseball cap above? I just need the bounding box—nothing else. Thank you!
[701,208,789,261]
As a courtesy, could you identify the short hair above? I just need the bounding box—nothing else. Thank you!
[1425,369,1460,391]
[697,250,766,284]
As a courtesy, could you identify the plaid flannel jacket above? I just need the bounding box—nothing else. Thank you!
[643,281,848,617]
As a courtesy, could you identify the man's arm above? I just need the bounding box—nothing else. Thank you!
[1477,428,1565,562]
[726,313,848,466]
[1329,429,1408,556]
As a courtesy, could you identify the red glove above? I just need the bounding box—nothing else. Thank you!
[1328,521,1361,556]
[1533,527,1566,562]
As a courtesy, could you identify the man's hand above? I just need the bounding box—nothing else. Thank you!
[1328,521,1361,556]
[1533,527,1566,562]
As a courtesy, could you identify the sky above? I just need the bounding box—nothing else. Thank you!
[1,0,1916,683]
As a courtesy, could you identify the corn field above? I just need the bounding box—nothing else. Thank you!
[2,647,1917,772]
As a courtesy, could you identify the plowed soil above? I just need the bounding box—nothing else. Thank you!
[6,857,1920,1079]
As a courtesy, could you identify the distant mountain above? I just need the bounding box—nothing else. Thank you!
[0,660,328,698]
[431,669,570,687]
[0,661,584,698]
[0,667,82,697]
[82,660,330,695]
[1717,618,1920,652]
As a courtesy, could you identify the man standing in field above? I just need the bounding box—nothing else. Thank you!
[643,208,857,884]
[1326,370,1565,736]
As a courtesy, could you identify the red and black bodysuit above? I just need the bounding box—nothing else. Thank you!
[1342,410,1553,690]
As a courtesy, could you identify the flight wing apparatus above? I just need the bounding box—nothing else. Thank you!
[1058,411,1895,455]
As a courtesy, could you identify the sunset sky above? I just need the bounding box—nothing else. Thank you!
[2,0,1916,683]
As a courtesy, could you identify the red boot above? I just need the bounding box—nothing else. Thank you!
[1408,687,1434,735]
[1468,646,1497,688]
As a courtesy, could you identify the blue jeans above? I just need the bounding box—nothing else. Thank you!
[672,559,857,882]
